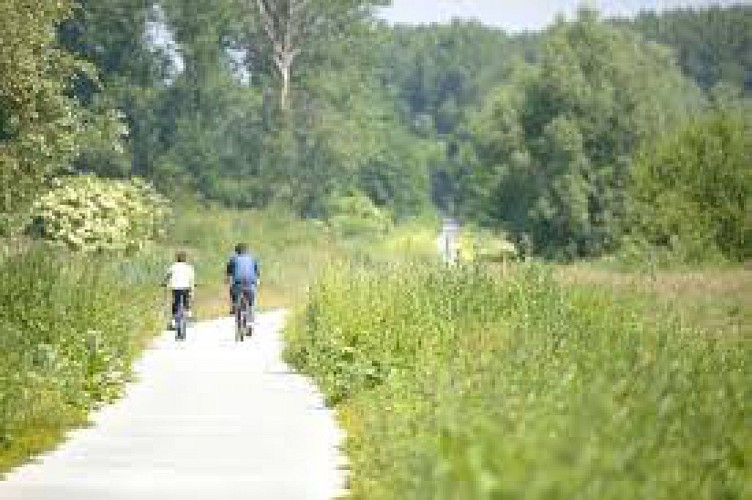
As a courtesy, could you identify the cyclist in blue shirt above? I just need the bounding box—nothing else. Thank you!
[225,243,259,315]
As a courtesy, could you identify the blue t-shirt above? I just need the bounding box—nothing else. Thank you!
[229,253,259,284]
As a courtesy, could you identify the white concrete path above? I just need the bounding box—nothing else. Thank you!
[0,311,346,500]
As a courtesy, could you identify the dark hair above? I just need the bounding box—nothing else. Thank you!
[235,243,247,254]
[176,251,187,263]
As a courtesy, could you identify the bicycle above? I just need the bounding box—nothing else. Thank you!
[174,292,189,341]
[234,284,255,342]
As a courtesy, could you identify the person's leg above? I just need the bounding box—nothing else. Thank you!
[229,283,235,314]
[171,289,179,316]
[178,289,191,317]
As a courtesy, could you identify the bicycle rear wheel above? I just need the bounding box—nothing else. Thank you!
[249,285,259,337]
[176,314,186,341]
[235,298,246,342]
[175,297,187,341]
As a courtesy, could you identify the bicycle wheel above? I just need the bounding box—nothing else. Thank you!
[246,305,254,337]
[176,302,187,341]
[235,297,245,342]
[177,315,186,341]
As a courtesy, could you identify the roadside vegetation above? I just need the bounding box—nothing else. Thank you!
[0,250,164,472]
[0,174,169,472]
[286,263,751,499]
[0,196,364,472]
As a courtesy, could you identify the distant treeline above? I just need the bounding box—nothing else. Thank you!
[1,2,750,261]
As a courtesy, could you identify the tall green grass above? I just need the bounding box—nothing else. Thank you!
[286,263,751,499]
[0,249,163,472]
[166,206,343,315]
[165,205,436,316]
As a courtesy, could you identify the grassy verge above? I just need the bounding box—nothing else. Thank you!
[0,249,163,472]
[285,262,751,499]
[557,263,751,338]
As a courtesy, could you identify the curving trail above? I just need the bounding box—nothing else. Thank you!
[0,311,346,500]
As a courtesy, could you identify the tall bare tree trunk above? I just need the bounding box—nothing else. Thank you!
[254,0,300,112]
[280,62,291,110]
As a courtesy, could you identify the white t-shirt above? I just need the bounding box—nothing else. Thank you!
[166,262,195,290]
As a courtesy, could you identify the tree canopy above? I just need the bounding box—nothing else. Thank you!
[1,0,92,231]
[462,10,703,258]
[630,112,751,262]
[2,1,749,261]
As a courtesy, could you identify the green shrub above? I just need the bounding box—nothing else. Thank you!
[29,176,170,252]
[630,112,752,263]
[0,248,162,471]
[326,193,392,237]
[286,263,751,499]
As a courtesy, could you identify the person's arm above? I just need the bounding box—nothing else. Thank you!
[225,257,234,284]
[162,265,172,287]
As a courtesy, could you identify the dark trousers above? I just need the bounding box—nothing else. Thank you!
[172,289,191,315]
[230,282,256,308]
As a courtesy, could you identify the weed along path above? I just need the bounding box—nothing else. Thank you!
[0,311,346,500]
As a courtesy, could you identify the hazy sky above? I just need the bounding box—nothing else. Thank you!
[381,0,745,31]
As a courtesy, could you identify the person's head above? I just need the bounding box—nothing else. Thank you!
[235,243,248,254]
[176,250,187,263]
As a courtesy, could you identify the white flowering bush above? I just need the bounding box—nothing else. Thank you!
[30,176,170,252]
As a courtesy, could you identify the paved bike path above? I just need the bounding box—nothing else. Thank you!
[0,311,346,500]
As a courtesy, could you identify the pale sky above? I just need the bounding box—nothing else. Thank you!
[381,0,747,31]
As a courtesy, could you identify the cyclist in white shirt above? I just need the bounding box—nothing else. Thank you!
[164,251,195,325]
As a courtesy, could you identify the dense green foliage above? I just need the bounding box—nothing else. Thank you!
[58,0,170,177]
[629,112,751,263]
[53,0,429,218]
[619,5,752,94]
[377,22,524,212]
[287,263,751,498]
[5,2,749,260]
[0,0,123,233]
[463,11,702,259]
[0,249,163,470]
[381,8,751,261]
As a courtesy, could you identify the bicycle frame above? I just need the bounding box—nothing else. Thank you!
[234,288,254,342]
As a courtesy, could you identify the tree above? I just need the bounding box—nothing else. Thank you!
[376,21,538,213]
[242,0,388,111]
[619,5,752,95]
[0,0,92,231]
[58,0,170,177]
[464,10,703,258]
[630,112,751,262]
[147,0,266,203]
